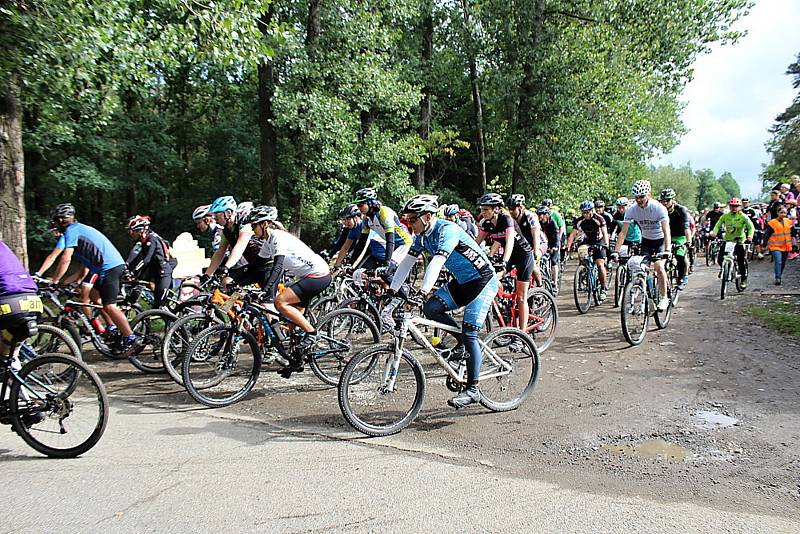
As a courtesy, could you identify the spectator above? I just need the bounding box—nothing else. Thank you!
[762,206,797,285]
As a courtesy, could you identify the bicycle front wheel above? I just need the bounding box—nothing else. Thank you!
[182,325,262,408]
[621,278,648,346]
[573,264,591,314]
[478,327,539,412]
[526,288,558,352]
[720,262,730,300]
[10,354,108,458]
[309,308,380,386]
[161,312,224,386]
[21,323,82,362]
[338,345,425,437]
[613,264,626,308]
[128,309,179,373]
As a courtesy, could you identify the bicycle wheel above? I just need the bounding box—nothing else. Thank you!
[478,327,539,412]
[613,264,626,308]
[21,323,82,362]
[307,295,339,321]
[10,354,108,458]
[337,297,381,327]
[720,262,730,300]
[573,264,591,314]
[735,263,747,293]
[128,309,178,373]
[309,308,380,386]
[161,312,224,385]
[526,288,558,352]
[621,278,649,346]
[338,345,425,437]
[654,278,674,329]
[182,325,262,408]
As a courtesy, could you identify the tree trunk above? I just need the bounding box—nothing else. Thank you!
[414,0,433,190]
[460,0,487,194]
[258,6,278,206]
[0,79,28,266]
[122,90,137,215]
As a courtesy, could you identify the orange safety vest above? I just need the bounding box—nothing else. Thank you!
[767,218,793,252]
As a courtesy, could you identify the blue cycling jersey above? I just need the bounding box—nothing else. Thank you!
[56,222,125,274]
[410,219,493,284]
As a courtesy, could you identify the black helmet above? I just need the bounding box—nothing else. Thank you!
[338,204,361,219]
[541,198,553,207]
[659,188,676,201]
[507,194,525,207]
[594,199,606,208]
[712,202,722,209]
[477,193,504,207]
[50,203,76,220]
[537,206,551,215]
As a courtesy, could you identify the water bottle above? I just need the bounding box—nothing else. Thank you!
[90,318,106,334]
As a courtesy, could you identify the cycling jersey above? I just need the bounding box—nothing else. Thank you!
[550,210,566,232]
[706,209,723,230]
[597,211,614,229]
[712,212,755,242]
[623,200,669,240]
[612,211,641,242]
[667,204,691,237]
[540,218,561,249]
[479,214,533,263]
[573,214,606,245]
[410,219,493,284]
[513,209,547,253]
[221,222,264,263]
[0,241,37,295]
[56,222,125,274]
[361,205,412,247]
[259,230,330,279]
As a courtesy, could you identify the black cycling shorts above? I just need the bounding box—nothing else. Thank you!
[509,251,535,282]
[83,265,125,305]
[446,276,492,308]
[289,274,332,306]
[640,238,665,257]
[0,293,41,345]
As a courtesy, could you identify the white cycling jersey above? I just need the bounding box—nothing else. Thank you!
[259,230,329,278]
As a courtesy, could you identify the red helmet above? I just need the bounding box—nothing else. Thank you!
[127,215,151,232]
[728,197,742,207]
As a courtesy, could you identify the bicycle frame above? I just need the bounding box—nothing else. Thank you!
[490,273,547,334]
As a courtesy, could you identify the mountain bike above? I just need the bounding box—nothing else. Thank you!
[612,243,640,308]
[538,250,561,297]
[719,238,748,300]
[573,244,605,314]
[337,293,539,437]
[620,252,677,346]
[705,238,722,266]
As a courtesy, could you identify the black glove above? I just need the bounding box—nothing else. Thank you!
[199,273,211,285]
[216,266,230,279]
[656,252,671,260]
[494,260,507,273]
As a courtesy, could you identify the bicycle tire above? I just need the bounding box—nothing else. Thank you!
[478,327,539,412]
[621,278,648,346]
[338,345,425,437]
[573,264,591,314]
[525,288,558,352]
[720,262,730,300]
[336,297,381,328]
[22,323,82,362]
[613,264,626,308]
[183,324,262,408]
[735,263,747,293]
[654,277,673,329]
[161,312,224,385]
[10,354,108,458]
[309,308,380,386]
[128,309,179,373]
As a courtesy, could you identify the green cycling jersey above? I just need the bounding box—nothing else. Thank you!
[712,211,754,242]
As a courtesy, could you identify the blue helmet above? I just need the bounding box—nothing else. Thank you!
[443,204,459,216]
[579,200,595,212]
[209,196,237,213]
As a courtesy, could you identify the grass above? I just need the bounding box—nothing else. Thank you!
[746,301,800,336]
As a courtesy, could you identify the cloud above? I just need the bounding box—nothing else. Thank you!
[652,0,800,197]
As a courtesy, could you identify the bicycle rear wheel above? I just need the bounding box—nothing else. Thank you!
[621,278,648,346]
[182,325,262,408]
[478,327,539,412]
[526,288,558,352]
[21,324,82,362]
[10,354,108,458]
[309,308,380,386]
[161,312,224,385]
[720,262,730,300]
[338,345,425,437]
[573,264,591,314]
[128,309,178,373]
[654,278,674,329]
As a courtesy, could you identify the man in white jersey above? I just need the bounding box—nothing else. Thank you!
[244,206,331,373]
[613,179,672,311]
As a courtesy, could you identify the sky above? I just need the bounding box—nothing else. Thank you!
[651,0,800,198]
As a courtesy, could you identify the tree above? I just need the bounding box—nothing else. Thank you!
[717,171,741,199]
[648,164,698,210]
[764,51,800,187]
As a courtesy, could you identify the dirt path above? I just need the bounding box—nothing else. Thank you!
[91,255,800,520]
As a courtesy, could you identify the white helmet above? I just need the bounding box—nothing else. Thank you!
[630,180,652,197]
[402,194,439,214]
[615,197,629,207]
[233,201,255,225]
[192,205,211,220]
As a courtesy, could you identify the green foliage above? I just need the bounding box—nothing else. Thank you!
[764,51,800,187]
[648,164,698,208]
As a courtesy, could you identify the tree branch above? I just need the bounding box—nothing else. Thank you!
[544,10,599,24]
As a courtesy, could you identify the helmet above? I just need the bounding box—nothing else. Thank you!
[243,205,279,225]
[659,188,676,201]
[536,206,551,215]
[477,193,504,207]
[127,215,151,232]
[741,197,749,202]
[233,201,255,224]
[353,187,378,203]
[192,205,211,220]
[443,204,459,217]
[579,200,595,211]
[713,202,722,209]
[631,180,651,197]
[458,208,473,219]
[402,194,439,214]
[507,194,526,207]
[594,199,606,208]
[615,197,628,207]
[209,196,237,213]
[541,198,553,207]
[728,197,742,207]
[50,203,76,220]
[338,204,361,219]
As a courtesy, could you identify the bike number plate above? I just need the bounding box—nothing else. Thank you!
[724,242,736,254]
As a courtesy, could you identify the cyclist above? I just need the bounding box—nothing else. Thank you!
[761,205,796,285]
[611,197,642,256]
[192,204,223,252]
[613,180,672,311]
[458,208,480,238]
[389,194,499,409]
[246,206,332,375]
[34,203,139,352]
[658,189,693,289]
[705,202,724,233]
[443,204,470,235]
[204,196,268,287]
[537,206,562,285]
[507,194,544,287]
[742,198,765,256]
[330,204,386,269]
[542,198,567,260]
[566,200,610,301]
[475,193,534,331]
[332,188,412,272]
[125,215,177,308]
[594,199,614,229]
[710,197,754,288]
